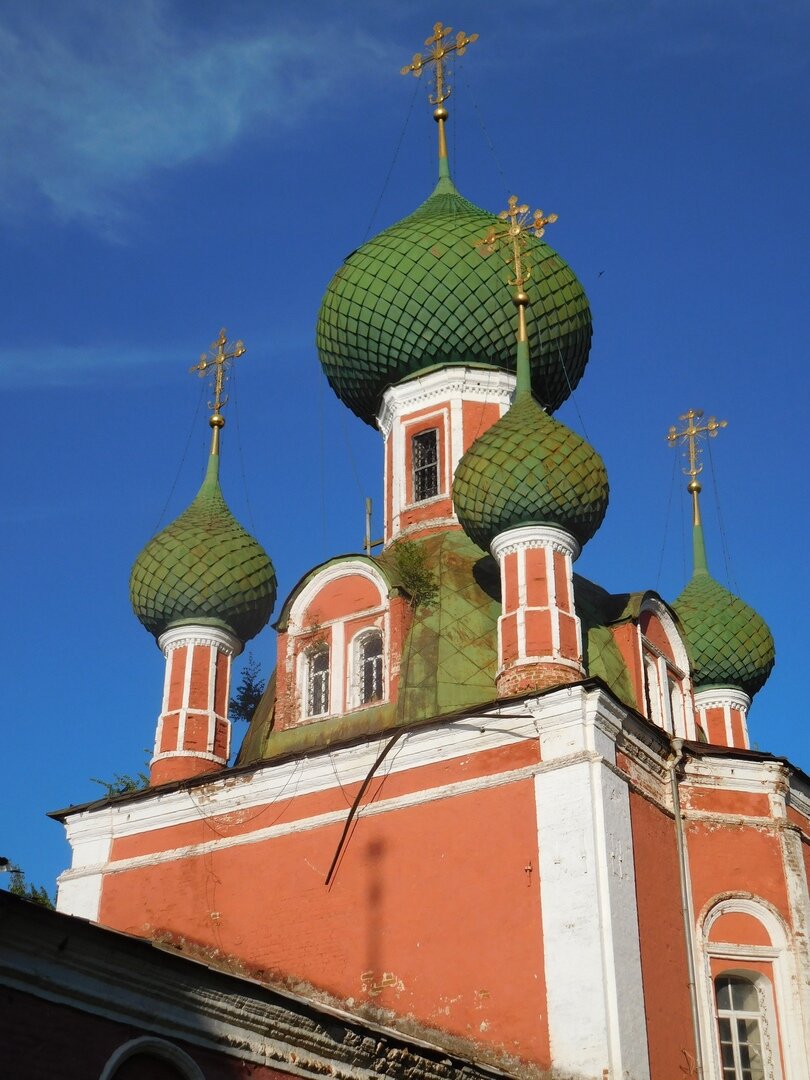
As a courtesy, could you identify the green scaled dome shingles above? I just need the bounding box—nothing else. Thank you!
[452,392,609,552]
[674,571,775,698]
[130,455,276,643]
[316,177,592,425]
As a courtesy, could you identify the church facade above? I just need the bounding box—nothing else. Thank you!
[51,25,809,1080]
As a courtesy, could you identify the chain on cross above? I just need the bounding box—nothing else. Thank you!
[479,195,558,293]
[401,21,478,107]
[189,329,246,416]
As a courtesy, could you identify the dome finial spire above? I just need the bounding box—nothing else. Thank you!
[401,21,478,181]
[667,408,728,574]
[478,195,558,394]
[190,328,246,457]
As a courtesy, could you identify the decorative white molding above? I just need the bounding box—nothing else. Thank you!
[490,524,580,562]
[683,755,787,795]
[377,366,515,438]
[696,895,807,1080]
[639,596,690,677]
[158,624,241,657]
[288,560,388,632]
[694,688,751,714]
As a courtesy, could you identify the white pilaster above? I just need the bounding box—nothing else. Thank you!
[533,687,650,1080]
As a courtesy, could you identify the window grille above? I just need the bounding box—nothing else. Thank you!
[715,976,767,1080]
[412,429,439,502]
[307,646,329,717]
[359,631,383,705]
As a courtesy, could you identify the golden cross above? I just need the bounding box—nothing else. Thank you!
[401,22,478,163]
[478,195,557,340]
[480,195,558,290]
[401,22,478,105]
[667,408,727,524]
[189,329,246,454]
[190,328,246,415]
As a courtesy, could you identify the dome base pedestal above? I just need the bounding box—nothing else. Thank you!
[693,687,751,750]
[150,625,240,787]
[491,526,584,697]
[497,661,582,698]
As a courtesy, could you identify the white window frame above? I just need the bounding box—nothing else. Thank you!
[349,626,385,710]
[696,898,808,1080]
[714,973,772,1080]
[302,643,330,719]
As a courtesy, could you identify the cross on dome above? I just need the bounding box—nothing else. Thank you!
[401,21,478,168]
[667,408,727,526]
[478,194,558,349]
[189,329,247,454]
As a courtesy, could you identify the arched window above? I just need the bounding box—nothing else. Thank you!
[715,975,766,1080]
[358,630,383,705]
[306,645,330,717]
[100,1038,204,1080]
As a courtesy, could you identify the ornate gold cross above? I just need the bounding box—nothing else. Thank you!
[190,329,246,454]
[401,21,478,105]
[190,329,246,416]
[480,195,558,291]
[667,408,727,524]
[478,195,557,341]
[401,22,478,162]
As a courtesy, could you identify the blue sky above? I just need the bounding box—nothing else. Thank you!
[3,0,809,895]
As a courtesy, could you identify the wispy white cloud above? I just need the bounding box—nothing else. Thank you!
[0,1,383,233]
[2,342,180,388]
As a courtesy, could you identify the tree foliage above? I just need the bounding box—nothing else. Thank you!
[230,652,266,723]
[7,867,54,909]
[90,769,149,796]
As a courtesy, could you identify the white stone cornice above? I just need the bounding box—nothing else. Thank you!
[490,524,580,561]
[694,687,751,714]
[159,625,241,657]
[683,754,788,795]
[377,366,515,438]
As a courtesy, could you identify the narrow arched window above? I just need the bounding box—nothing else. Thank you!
[715,975,766,1080]
[359,630,383,705]
[307,645,329,717]
[412,429,439,502]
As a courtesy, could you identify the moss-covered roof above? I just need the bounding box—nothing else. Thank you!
[237,529,645,766]
[316,175,592,426]
[452,390,609,551]
[130,453,276,643]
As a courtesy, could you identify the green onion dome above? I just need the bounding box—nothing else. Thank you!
[673,529,775,697]
[316,175,592,426]
[130,453,276,643]
[452,380,609,553]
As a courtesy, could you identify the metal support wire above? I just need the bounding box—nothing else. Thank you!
[362,79,420,244]
[230,368,256,534]
[706,438,738,593]
[655,448,679,591]
[151,379,206,536]
[461,67,510,199]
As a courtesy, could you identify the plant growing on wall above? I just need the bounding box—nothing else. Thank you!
[392,540,438,609]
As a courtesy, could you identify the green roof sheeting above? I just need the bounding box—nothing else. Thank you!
[452,392,609,551]
[316,177,592,425]
[130,453,276,643]
[237,530,646,766]
[673,564,775,698]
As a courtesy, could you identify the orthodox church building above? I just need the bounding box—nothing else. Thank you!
[43,24,809,1080]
